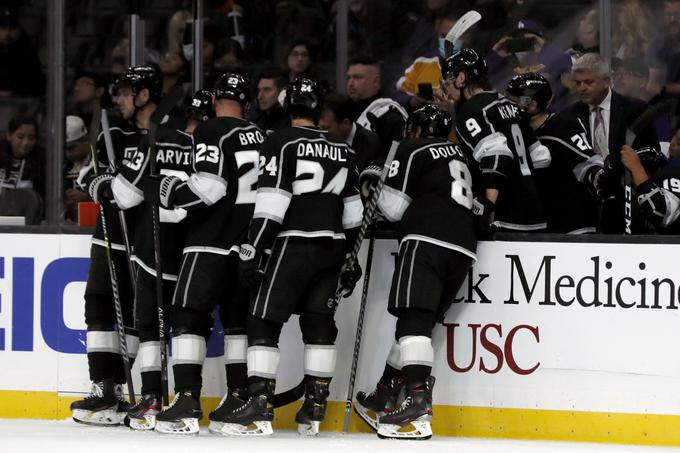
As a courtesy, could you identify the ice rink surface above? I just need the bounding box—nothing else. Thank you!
[1,419,680,453]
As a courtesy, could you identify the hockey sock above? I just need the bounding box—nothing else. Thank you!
[399,336,433,387]
[303,343,337,379]
[171,334,207,396]
[381,342,402,381]
[224,334,248,391]
[86,330,138,383]
[137,340,161,393]
[247,344,280,395]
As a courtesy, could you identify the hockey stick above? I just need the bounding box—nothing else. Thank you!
[342,225,376,433]
[89,113,136,406]
[146,86,186,406]
[271,141,401,408]
[444,10,481,57]
[622,98,675,234]
[101,110,138,286]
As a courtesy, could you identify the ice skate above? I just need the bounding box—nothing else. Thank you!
[154,392,202,435]
[217,380,274,436]
[126,393,162,431]
[376,377,434,440]
[354,376,404,431]
[208,388,248,434]
[71,379,127,426]
[295,377,331,436]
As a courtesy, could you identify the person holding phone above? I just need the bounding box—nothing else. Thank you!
[486,19,572,110]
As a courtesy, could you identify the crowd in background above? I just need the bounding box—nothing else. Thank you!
[0,0,678,230]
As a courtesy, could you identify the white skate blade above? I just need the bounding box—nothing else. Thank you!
[128,414,156,431]
[353,402,381,432]
[208,420,224,434]
[377,418,432,440]
[218,421,273,436]
[154,418,200,435]
[72,408,123,426]
[297,421,320,436]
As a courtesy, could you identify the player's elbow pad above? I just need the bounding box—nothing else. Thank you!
[529,142,551,169]
[111,174,143,210]
[377,185,411,222]
[253,188,292,224]
[186,172,227,206]
[342,194,364,229]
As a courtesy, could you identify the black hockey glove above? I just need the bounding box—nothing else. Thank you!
[339,256,363,298]
[367,109,406,157]
[238,243,266,288]
[87,173,114,204]
[591,166,618,199]
[472,197,496,237]
[359,164,382,199]
[143,175,181,209]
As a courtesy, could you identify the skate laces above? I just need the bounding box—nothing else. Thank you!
[390,396,413,415]
[86,382,105,399]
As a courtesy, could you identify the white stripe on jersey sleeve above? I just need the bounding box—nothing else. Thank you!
[378,185,412,222]
[473,132,514,162]
[529,141,551,169]
[342,194,363,229]
[186,171,227,206]
[111,174,143,210]
[253,188,292,223]
[573,154,604,183]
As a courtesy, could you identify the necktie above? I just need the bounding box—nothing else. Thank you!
[593,106,607,157]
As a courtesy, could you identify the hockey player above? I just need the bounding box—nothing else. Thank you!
[217,77,363,437]
[354,105,477,440]
[505,72,609,234]
[441,48,551,234]
[145,73,263,435]
[622,143,680,233]
[70,65,160,425]
[110,89,213,430]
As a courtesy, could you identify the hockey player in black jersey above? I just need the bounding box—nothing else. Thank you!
[217,77,363,437]
[354,105,477,440]
[145,73,263,435]
[441,48,551,234]
[70,65,161,426]
[505,72,608,234]
[621,144,680,233]
[109,89,212,430]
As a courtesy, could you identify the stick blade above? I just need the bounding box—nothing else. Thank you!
[444,10,482,56]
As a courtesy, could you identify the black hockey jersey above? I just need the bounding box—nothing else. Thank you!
[88,113,142,250]
[456,92,550,231]
[171,116,264,254]
[378,137,477,260]
[111,127,194,278]
[248,125,362,252]
[535,112,600,234]
[636,162,680,234]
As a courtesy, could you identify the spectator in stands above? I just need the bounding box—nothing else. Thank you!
[346,56,382,120]
[159,50,189,96]
[646,0,680,99]
[63,115,91,223]
[344,0,392,59]
[613,58,648,100]
[273,0,327,64]
[612,0,655,61]
[0,8,44,97]
[568,7,599,61]
[68,71,110,129]
[487,19,572,108]
[167,9,191,55]
[214,38,246,72]
[282,40,313,82]
[249,68,289,134]
[0,114,43,224]
[399,0,459,64]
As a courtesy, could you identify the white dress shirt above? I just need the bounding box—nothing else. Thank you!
[589,88,612,152]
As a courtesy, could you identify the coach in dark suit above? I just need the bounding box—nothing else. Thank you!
[319,93,381,171]
[562,53,660,233]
